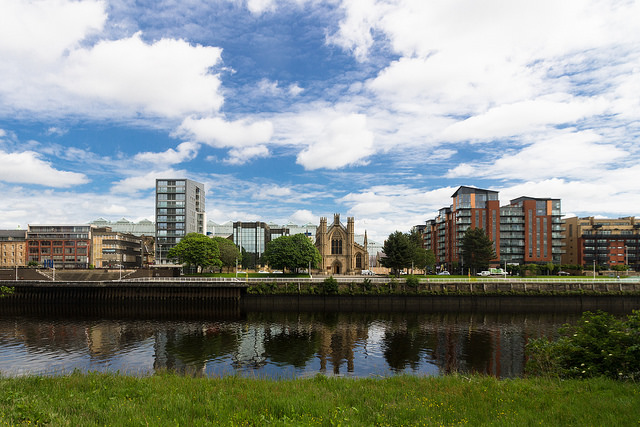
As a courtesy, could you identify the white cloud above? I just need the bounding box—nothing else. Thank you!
[0,150,88,187]
[446,130,628,181]
[288,84,304,97]
[440,96,608,142]
[134,142,200,165]
[296,113,374,169]
[60,33,223,118]
[177,117,274,148]
[0,1,224,120]
[225,145,270,165]
[246,0,277,15]
[289,209,316,225]
[0,0,106,63]
[110,169,187,194]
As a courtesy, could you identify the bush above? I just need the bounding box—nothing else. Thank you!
[526,310,640,380]
[362,278,372,292]
[405,275,419,289]
[322,276,339,295]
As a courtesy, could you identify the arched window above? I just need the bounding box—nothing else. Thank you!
[331,239,342,255]
[356,253,362,268]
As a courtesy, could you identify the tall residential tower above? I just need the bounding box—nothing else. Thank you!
[155,179,205,264]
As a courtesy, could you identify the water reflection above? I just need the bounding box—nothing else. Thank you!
[0,305,583,378]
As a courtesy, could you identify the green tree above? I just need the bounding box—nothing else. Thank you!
[212,237,242,272]
[263,234,321,274]
[167,233,221,272]
[406,229,435,273]
[460,227,496,273]
[380,231,413,276]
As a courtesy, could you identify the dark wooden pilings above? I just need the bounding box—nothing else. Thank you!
[3,280,246,302]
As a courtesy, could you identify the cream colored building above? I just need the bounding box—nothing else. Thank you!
[315,214,369,275]
[0,230,27,267]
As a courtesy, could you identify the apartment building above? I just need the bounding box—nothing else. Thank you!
[155,179,205,264]
[420,186,563,271]
[0,230,27,267]
[563,216,640,269]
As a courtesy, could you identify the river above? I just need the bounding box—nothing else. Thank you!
[0,298,637,378]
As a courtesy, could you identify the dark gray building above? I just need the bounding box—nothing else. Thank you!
[155,179,205,264]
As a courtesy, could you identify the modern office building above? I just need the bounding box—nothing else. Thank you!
[155,179,205,264]
[26,225,94,268]
[0,230,27,267]
[562,216,640,269]
[232,222,289,269]
[419,186,563,271]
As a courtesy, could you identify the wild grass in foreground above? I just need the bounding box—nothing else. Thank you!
[1,373,638,426]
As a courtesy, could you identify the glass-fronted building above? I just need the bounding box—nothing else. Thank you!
[155,179,205,264]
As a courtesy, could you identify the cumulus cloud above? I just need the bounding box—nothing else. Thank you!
[177,117,274,148]
[296,113,374,169]
[446,130,628,181]
[0,150,88,187]
[110,169,187,194]
[225,145,270,165]
[0,1,224,120]
[134,142,200,165]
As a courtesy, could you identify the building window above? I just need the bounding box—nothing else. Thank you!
[356,253,362,268]
[331,239,342,255]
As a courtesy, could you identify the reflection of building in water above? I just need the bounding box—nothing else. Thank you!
[316,322,369,375]
[426,319,528,377]
[153,324,214,376]
[86,322,155,360]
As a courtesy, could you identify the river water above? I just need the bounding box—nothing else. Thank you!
[0,299,636,378]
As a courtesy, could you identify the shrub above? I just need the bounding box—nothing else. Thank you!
[362,278,372,292]
[322,276,339,295]
[526,310,640,380]
[405,275,419,290]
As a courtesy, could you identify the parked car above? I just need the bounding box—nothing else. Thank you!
[437,271,450,275]
[477,271,491,276]
[557,271,570,276]
[360,269,375,276]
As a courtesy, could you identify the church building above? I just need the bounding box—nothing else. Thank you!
[315,214,369,275]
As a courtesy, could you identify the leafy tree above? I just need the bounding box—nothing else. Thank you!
[167,233,221,272]
[407,228,435,273]
[380,231,413,276]
[413,247,435,274]
[263,234,321,273]
[460,227,496,273]
[212,237,242,272]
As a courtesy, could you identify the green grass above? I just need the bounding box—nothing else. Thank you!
[0,373,638,426]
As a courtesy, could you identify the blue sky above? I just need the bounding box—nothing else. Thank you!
[1,0,640,243]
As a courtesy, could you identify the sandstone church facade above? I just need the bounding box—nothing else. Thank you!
[315,214,369,275]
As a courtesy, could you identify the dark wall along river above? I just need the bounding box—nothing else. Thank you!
[2,295,639,379]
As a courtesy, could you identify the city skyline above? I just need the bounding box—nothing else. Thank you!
[1,1,639,244]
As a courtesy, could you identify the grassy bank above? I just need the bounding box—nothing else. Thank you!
[1,373,638,425]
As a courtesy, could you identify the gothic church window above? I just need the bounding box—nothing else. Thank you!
[331,239,342,255]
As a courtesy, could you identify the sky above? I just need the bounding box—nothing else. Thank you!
[1,0,640,243]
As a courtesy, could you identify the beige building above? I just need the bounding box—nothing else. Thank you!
[92,228,144,268]
[315,214,369,275]
[0,230,27,267]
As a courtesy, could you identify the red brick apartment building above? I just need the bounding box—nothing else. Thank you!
[421,186,564,271]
